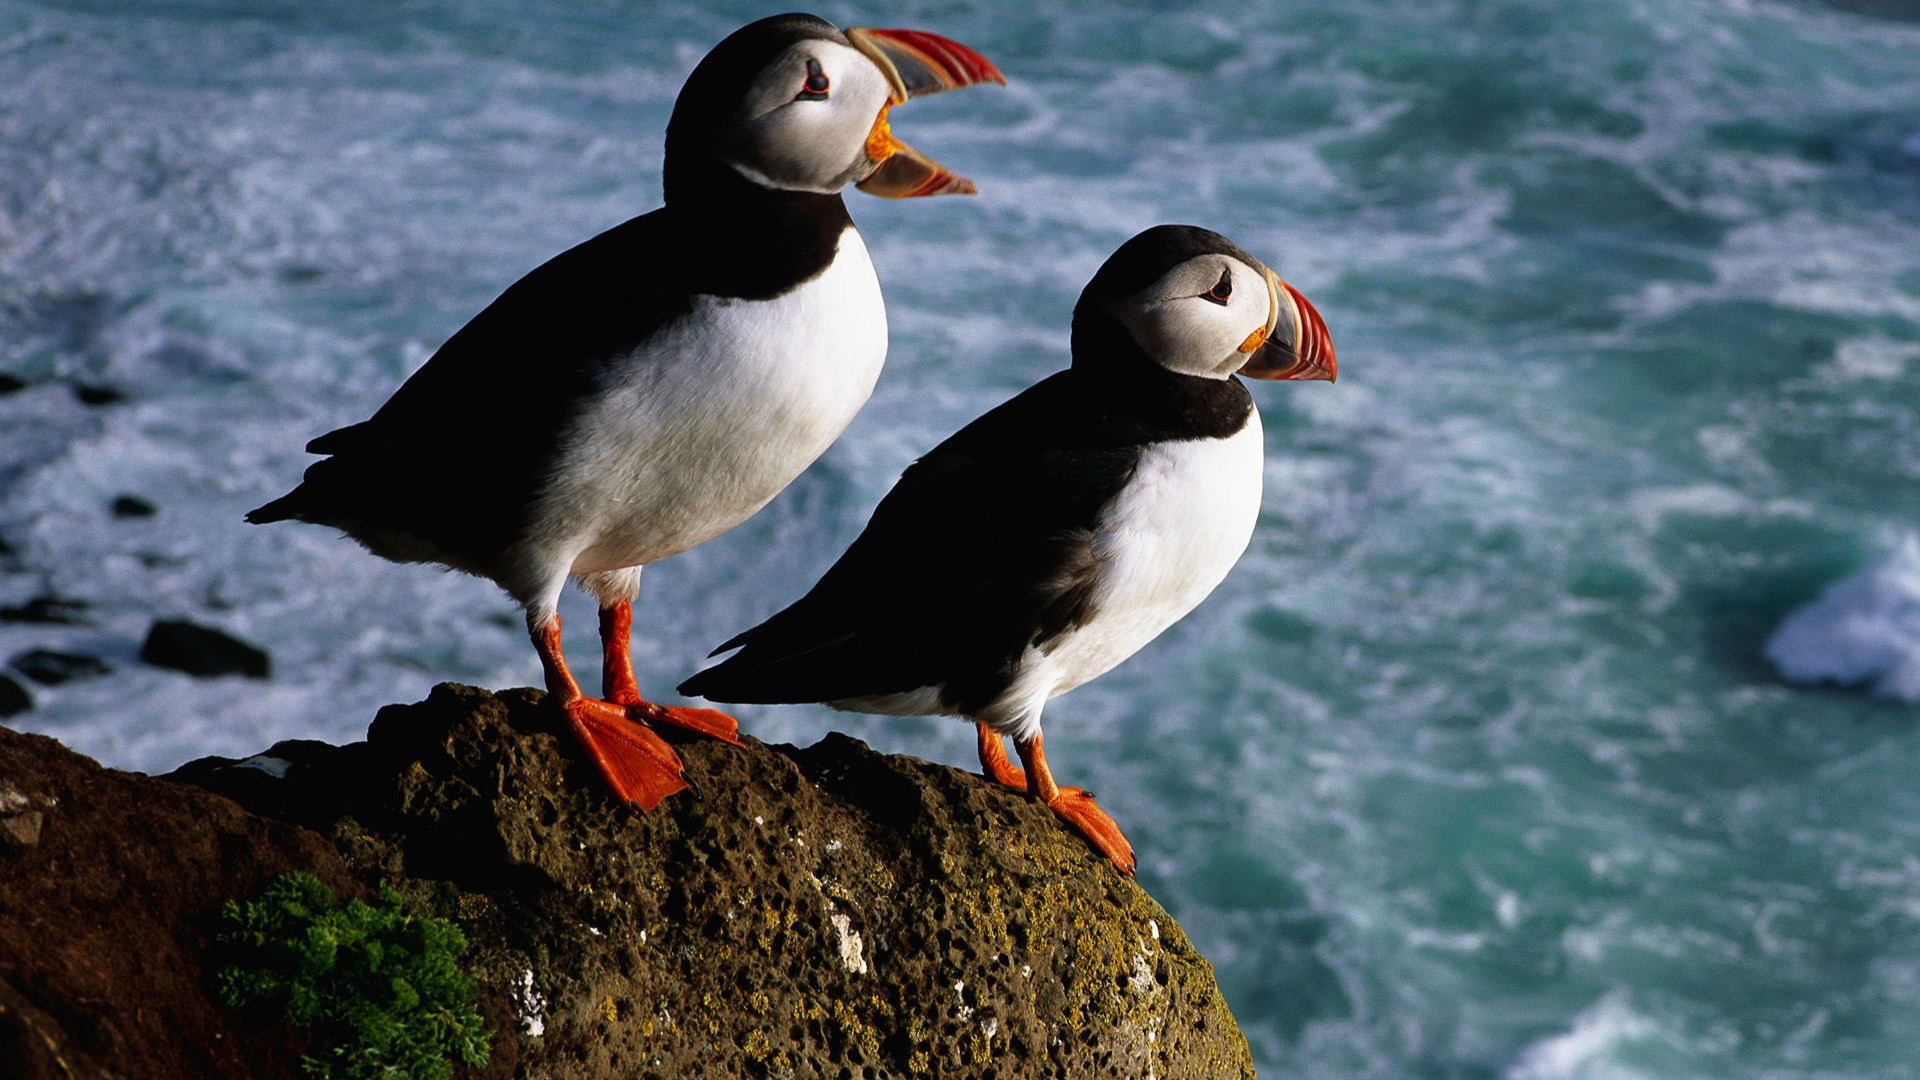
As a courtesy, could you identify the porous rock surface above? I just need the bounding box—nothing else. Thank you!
[5,683,1255,1078]
[0,726,362,1079]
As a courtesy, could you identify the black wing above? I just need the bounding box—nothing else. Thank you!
[679,371,1149,714]
[248,211,694,566]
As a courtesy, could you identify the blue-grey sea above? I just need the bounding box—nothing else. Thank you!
[4,1,1919,1075]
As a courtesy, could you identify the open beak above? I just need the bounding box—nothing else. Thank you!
[845,27,1005,198]
[1236,270,1336,382]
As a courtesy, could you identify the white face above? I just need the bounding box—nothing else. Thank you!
[721,40,896,194]
[1106,254,1277,379]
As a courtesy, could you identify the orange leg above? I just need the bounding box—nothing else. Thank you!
[598,601,741,744]
[1015,733,1136,876]
[534,614,686,810]
[976,723,1026,790]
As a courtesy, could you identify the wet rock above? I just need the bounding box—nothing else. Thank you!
[140,619,271,678]
[71,382,124,406]
[0,596,89,625]
[10,649,111,686]
[0,676,29,718]
[111,495,158,519]
[0,727,361,1078]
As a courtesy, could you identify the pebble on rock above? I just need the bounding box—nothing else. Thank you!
[0,811,43,848]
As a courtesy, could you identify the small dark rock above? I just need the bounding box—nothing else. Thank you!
[141,619,270,678]
[0,675,29,718]
[0,811,43,847]
[11,649,111,686]
[0,373,25,396]
[110,495,157,519]
[171,739,345,820]
[0,596,89,625]
[72,382,125,406]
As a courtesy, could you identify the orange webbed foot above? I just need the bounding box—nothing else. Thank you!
[976,723,1027,790]
[1046,787,1136,876]
[622,700,742,745]
[598,600,742,746]
[562,696,689,811]
[1011,732,1136,876]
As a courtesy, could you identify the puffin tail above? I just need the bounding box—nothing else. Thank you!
[676,655,753,703]
[677,628,867,705]
[246,488,307,525]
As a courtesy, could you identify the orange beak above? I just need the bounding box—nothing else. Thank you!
[1236,271,1336,382]
[845,27,1005,198]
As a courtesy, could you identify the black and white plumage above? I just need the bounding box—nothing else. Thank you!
[681,225,1337,872]
[248,14,1003,810]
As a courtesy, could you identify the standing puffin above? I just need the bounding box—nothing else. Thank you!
[679,226,1336,874]
[249,15,1003,810]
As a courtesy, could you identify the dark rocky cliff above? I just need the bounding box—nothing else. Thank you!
[1,683,1254,1079]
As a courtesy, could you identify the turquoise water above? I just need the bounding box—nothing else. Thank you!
[3,1,1919,1075]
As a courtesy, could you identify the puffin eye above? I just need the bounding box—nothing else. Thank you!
[1203,270,1232,305]
[797,59,830,100]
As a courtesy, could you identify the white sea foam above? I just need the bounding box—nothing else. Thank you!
[1504,996,1658,1080]
[1766,540,1920,702]
[6,3,1920,1078]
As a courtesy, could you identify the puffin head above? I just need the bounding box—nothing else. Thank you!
[1075,225,1336,383]
[665,13,1003,201]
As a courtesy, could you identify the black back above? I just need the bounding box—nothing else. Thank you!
[248,14,858,569]
[679,334,1253,714]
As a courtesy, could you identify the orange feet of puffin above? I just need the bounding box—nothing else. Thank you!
[533,611,724,811]
[979,725,1136,876]
[557,694,687,810]
[976,721,1027,790]
[599,602,742,746]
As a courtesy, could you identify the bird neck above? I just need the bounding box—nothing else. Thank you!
[1069,305,1254,438]
[658,152,855,298]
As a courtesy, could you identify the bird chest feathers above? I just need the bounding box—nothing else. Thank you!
[1044,413,1267,694]
[554,229,889,574]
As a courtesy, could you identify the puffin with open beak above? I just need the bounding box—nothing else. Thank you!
[249,14,1004,810]
[680,226,1336,873]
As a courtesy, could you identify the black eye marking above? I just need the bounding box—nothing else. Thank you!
[797,59,830,101]
[1203,269,1232,305]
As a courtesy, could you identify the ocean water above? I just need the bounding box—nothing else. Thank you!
[3,0,1919,1075]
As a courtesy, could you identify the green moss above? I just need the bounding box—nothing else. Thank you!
[214,872,490,1080]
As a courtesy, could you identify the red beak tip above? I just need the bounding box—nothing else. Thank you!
[868,27,1006,90]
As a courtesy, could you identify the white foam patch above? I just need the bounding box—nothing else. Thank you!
[1825,336,1918,382]
[1505,996,1658,1080]
[1766,540,1920,701]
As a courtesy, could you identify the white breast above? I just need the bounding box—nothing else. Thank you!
[831,412,1266,740]
[1039,411,1266,698]
[539,227,888,576]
